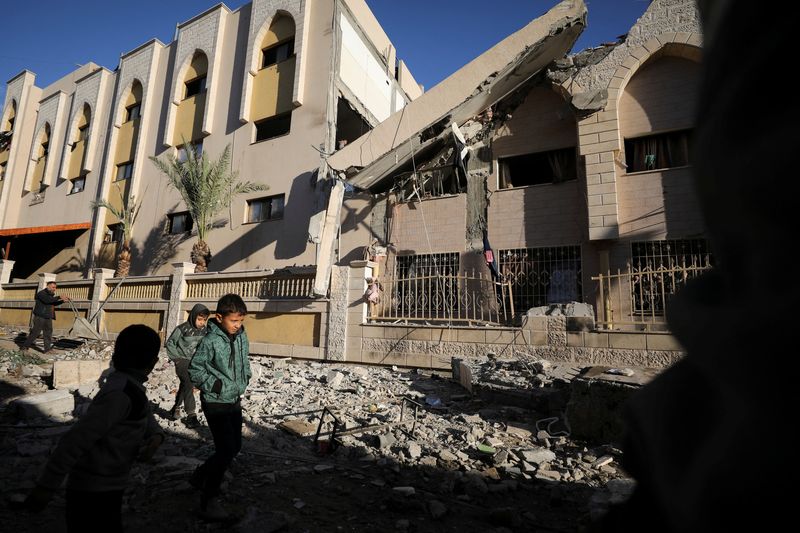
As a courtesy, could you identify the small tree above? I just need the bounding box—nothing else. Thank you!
[150,142,266,272]
[91,184,141,277]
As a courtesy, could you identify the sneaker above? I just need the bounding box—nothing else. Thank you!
[182,415,200,429]
[198,496,229,521]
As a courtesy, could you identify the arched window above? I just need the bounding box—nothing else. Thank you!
[30,123,51,191]
[174,52,208,146]
[0,100,15,179]
[251,14,296,141]
[68,104,91,193]
[620,54,700,173]
[115,80,143,184]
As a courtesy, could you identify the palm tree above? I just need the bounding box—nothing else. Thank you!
[150,142,266,272]
[91,184,141,277]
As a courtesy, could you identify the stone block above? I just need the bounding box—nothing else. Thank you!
[14,389,74,419]
[53,359,109,389]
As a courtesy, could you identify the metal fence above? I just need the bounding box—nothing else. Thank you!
[370,271,514,325]
[498,245,582,314]
[593,259,713,330]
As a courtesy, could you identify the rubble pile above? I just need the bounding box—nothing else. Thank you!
[0,329,635,531]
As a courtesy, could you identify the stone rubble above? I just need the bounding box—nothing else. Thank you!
[1,325,635,531]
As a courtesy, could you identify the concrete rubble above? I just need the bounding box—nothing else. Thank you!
[1,324,651,531]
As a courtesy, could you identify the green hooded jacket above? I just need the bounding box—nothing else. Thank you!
[188,319,251,404]
[165,304,209,361]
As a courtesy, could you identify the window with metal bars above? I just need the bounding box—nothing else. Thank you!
[394,253,460,319]
[630,238,713,314]
[498,246,582,312]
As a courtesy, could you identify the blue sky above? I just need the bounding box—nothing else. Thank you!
[1,0,648,105]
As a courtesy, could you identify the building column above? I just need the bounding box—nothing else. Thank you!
[88,268,115,330]
[165,262,195,338]
[0,260,15,284]
[326,265,349,361]
[37,272,57,291]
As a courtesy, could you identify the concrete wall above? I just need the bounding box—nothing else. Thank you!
[389,195,466,255]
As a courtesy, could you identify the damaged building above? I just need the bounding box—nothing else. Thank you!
[2,0,705,367]
[325,0,707,344]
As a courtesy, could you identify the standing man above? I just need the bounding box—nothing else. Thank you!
[21,280,70,353]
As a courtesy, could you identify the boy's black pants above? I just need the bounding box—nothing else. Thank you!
[194,398,242,499]
[172,359,196,415]
[66,489,123,532]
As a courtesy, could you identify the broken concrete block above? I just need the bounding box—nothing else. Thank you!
[325,370,343,389]
[534,469,562,482]
[520,447,556,465]
[350,366,368,379]
[438,450,458,462]
[406,442,422,459]
[374,433,396,450]
[53,359,108,389]
[278,419,317,437]
[592,455,614,469]
[14,389,74,419]
[22,364,52,378]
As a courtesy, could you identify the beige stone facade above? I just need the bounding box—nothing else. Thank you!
[0,0,421,281]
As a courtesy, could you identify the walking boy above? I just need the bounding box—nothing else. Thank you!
[165,303,209,428]
[25,324,164,532]
[188,293,251,520]
[21,280,70,353]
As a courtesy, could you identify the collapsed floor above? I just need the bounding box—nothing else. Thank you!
[0,326,643,532]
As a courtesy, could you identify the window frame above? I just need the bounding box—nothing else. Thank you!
[246,194,285,223]
[184,76,207,99]
[261,38,295,70]
[68,176,86,195]
[254,112,292,143]
[497,147,578,190]
[125,103,141,122]
[166,211,193,235]
[116,161,133,181]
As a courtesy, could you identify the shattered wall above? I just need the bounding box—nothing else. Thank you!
[569,0,701,94]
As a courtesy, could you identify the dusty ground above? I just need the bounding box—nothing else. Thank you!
[0,327,635,532]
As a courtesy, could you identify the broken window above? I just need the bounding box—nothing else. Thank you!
[262,38,294,69]
[125,103,141,122]
[498,147,577,189]
[630,239,713,315]
[104,223,124,244]
[255,113,291,142]
[184,76,206,99]
[624,129,691,173]
[116,161,133,181]
[335,98,371,149]
[498,246,582,312]
[247,194,285,223]
[167,211,193,234]
[69,176,86,194]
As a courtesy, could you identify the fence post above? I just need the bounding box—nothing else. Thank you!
[37,272,57,291]
[165,262,196,339]
[89,268,115,331]
[0,260,14,285]
[325,265,350,361]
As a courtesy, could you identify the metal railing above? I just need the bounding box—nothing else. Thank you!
[593,259,713,330]
[370,271,514,325]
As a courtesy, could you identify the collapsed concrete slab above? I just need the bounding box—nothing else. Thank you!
[13,389,74,419]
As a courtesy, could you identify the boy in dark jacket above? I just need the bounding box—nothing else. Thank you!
[165,303,209,428]
[188,293,251,520]
[25,324,164,532]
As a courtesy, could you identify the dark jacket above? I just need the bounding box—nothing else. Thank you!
[33,288,64,319]
[165,304,209,361]
[37,370,162,491]
[188,319,251,404]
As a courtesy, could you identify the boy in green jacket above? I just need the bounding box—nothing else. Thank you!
[188,293,251,520]
[165,303,209,428]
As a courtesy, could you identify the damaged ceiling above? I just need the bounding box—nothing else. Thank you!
[326,0,588,192]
